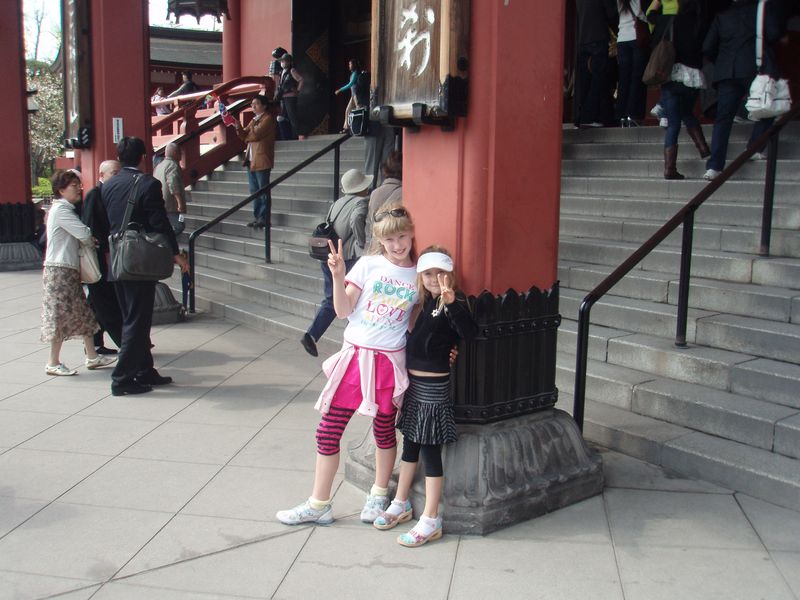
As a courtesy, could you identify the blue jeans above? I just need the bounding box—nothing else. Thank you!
[576,41,610,125]
[247,168,271,220]
[661,82,700,147]
[706,78,774,172]
[307,258,357,342]
[615,41,648,120]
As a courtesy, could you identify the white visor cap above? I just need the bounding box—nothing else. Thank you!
[416,252,454,274]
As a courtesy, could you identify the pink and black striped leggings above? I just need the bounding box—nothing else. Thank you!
[316,406,397,455]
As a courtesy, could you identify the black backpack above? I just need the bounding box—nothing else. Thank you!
[354,70,371,107]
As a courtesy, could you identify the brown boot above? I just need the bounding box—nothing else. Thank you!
[664,145,685,180]
[686,126,711,159]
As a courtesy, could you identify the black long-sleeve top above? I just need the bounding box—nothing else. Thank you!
[406,293,478,373]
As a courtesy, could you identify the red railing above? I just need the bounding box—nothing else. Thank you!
[150,76,275,186]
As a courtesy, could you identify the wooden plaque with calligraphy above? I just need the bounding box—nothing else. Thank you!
[371,0,470,128]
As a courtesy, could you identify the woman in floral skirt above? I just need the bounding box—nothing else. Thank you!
[40,170,115,376]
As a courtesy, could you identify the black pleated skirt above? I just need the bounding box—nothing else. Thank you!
[397,374,457,445]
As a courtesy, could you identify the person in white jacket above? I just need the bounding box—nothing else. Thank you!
[40,170,116,376]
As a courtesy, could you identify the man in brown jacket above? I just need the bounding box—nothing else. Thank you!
[235,95,278,228]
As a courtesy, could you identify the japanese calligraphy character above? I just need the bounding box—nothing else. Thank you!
[397,3,436,77]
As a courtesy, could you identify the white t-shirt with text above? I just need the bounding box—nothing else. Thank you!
[343,254,419,351]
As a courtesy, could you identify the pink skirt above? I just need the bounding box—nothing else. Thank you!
[330,349,396,415]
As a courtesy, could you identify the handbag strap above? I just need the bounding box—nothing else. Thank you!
[119,174,143,231]
[755,0,765,71]
[325,195,354,228]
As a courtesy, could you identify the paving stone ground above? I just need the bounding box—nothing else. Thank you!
[1,270,799,600]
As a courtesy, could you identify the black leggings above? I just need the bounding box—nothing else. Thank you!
[401,439,443,477]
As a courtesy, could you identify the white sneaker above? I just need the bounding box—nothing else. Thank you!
[650,104,664,119]
[659,117,668,128]
[703,169,721,181]
[85,355,117,370]
[45,363,77,376]
[360,494,389,523]
[749,152,765,161]
[276,500,334,525]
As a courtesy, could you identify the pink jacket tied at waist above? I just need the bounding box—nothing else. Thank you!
[315,342,409,417]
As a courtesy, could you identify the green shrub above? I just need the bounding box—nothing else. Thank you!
[31,176,52,198]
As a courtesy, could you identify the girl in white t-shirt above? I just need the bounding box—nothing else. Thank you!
[277,203,418,526]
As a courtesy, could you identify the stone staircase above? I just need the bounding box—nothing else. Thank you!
[171,126,800,510]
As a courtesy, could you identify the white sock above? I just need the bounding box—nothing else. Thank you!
[370,485,388,497]
[413,515,440,537]
[385,499,408,517]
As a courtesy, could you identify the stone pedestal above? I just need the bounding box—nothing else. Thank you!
[0,243,42,272]
[345,408,604,535]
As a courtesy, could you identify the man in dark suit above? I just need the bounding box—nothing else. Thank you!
[82,159,124,352]
[102,137,189,396]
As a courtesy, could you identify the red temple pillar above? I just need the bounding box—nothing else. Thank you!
[403,1,563,295]
[2,0,31,207]
[79,0,151,184]
[222,0,241,81]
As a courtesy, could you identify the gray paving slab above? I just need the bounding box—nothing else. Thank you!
[0,571,95,600]
[1,270,799,600]
[614,545,795,600]
[736,493,800,552]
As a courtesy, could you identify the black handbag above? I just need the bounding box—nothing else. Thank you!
[348,106,370,137]
[308,196,351,260]
[109,175,175,281]
[642,18,675,87]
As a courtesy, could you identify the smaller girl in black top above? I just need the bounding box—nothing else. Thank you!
[373,246,477,547]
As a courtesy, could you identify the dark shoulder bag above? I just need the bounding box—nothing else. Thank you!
[642,17,675,87]
[308,197,351,260]
[109,175,175,281]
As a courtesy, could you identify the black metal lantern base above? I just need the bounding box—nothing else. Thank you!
[346,409,603,535]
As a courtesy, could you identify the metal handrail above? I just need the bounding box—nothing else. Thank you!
[572,103,800,431]
[187,133,352,313]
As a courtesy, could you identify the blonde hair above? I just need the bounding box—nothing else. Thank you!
[368,201,415,257]
[416,245,460,310]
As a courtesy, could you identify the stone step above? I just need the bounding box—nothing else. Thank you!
[193,179,342,201]
[559,236,759,283]
[560,261,800,322]
[556,318,633,362]
[561,121,800,144]
[560,194,800,229]
[559,214,800,258]
[183,215,312,249]
[631,378,798,453]
[603,332,753,392]
[558,351,799,454]
[192,201,320,230]
[568,398,800,511]
[561,175,798,202]
[562,140,800,161]
[562,158,800,181]
[560,287,717,342]
[556,351,656,411]
[661,432,800,512]
[189,189,332,214]
[696,313,800,363]
[730,358,800,409]
[168,273,344,357]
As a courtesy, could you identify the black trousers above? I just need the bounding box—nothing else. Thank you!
[112,280,156,386]
[87,278,123,347]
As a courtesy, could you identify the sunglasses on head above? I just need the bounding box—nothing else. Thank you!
[374,208,408,222]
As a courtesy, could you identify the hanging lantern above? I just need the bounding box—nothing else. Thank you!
[167,0,230,23]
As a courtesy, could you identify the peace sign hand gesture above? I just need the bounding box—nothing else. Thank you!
[327,239,346,279]
[437,272,455,305]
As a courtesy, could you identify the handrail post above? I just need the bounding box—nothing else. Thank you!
[675,210,694,348]
[759,134,779,257]
[188,236,196,313]
[573,300,593,432]
[264,188,272,263]
[333,144,341,203]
